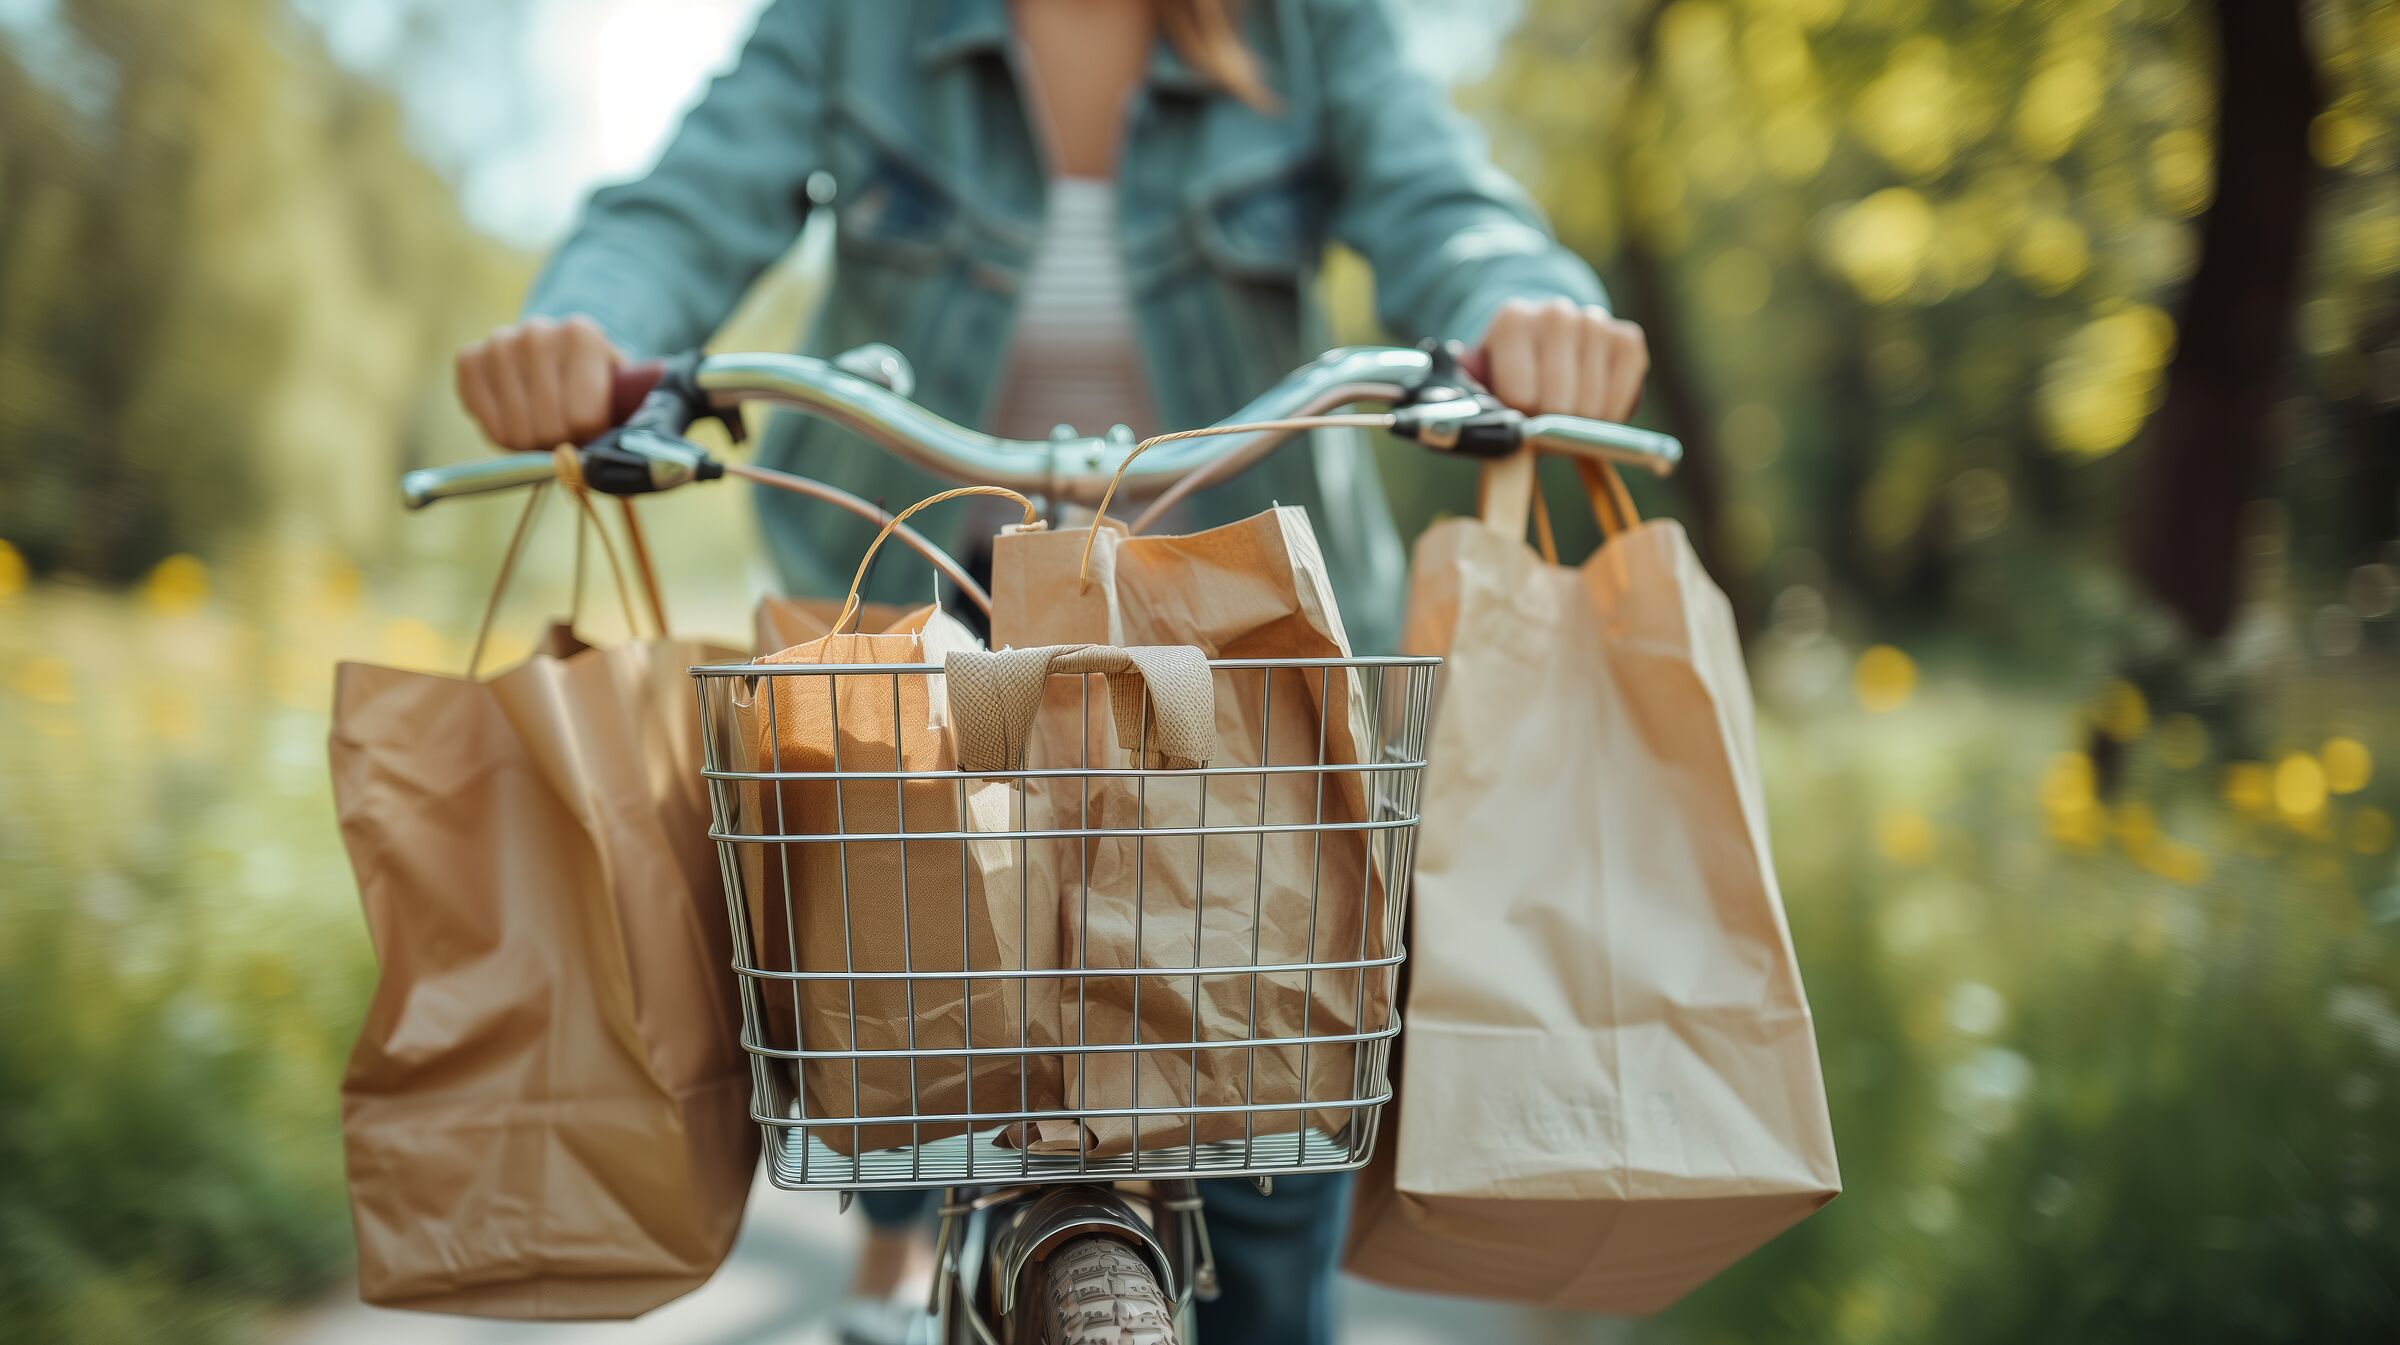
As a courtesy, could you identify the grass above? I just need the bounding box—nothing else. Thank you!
[0,620,366,1345]
[1635,651,2400,1343]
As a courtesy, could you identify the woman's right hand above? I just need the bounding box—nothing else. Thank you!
[454,315,624,452]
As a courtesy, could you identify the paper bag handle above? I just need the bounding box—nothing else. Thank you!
[612,495,669,637]
[824,485,1040,649]
[465,474,656,677]
[1478,450,1642,556]
[728,460,995,615]
[944,644,1216,772]
[1077,414,1395,589]
[548,444,672,636]
[1529,481,1562,564]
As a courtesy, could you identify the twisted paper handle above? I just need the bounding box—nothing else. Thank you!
[728,460,995,615]
[1075,414,1394,589]
[822,485,1041,656]
[464,448,653,676]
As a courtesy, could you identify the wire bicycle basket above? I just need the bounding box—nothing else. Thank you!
[693,653,1436,1191]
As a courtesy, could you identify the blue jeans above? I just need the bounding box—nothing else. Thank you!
[859,1172,1352,1345]
[1191,1172,1352,1345]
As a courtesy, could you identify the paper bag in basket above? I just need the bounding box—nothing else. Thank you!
[730,489,1065,1156]
[988,506,1392,1158]
[729,592,919,1067]
[333,493,755,1319]
[753,593,911,653]
[1344,456,1840,1315]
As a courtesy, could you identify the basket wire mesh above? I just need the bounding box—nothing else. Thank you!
[692,655,1435,1190]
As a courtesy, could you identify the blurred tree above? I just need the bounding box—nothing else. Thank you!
[1472,0,2396,663]
[1613,0,1741,621]
[2126,0,2321,648]
[0,0,524,584]
[1459,0,2400,1333]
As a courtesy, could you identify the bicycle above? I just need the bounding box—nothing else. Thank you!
[401,340,1680,1345]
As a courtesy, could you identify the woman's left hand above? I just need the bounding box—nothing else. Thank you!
[1473,297,1649,423]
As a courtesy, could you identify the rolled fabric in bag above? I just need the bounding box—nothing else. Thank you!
[333,490,755,1318]
[944,643,1216,777]
[987,507,1388,1157]
[1344,454,1840,1314]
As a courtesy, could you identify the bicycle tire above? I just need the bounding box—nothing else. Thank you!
[1040,1235,1179,1345]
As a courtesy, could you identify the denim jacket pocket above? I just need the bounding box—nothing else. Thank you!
[830,127,959,271]
[1189,152,1327,283]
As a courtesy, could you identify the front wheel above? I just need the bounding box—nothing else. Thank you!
[1040,1235,1178,1345]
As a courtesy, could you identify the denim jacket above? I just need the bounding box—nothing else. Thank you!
[525,0,1603,651]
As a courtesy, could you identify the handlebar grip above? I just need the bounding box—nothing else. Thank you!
[1456,346,1491,387]
[401,453,562,510]
[605,361,668,435]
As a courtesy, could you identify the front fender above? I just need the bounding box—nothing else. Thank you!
[986,1185,1178,1329]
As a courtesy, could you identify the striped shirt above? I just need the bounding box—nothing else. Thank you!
[987,177,1159,443]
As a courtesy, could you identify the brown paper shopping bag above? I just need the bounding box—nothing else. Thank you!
[988,506,1388,1157]
[333,489,754,1319]
[753,594,910,653]
[734,489,1064,1155]
[730,603,956,1058]
[1344,454,1840,1315]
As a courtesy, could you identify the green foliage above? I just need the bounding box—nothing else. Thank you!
[0,467,741,1345]
[0,3,513,1334]
[0,901,360,1345]
[1470,0,2399,645]
[0,0,526,583]
[1635,672,2400,1342]
[1,1,2396,1341]
[0,583,374,1345]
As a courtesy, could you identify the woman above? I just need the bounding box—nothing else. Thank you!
[456,1,1644,1340]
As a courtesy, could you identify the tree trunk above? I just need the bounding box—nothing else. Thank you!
[2342,304,2400,559]
[1615,236,1741,614]
[1617,0,1741,627]
[2128,0,2322,645]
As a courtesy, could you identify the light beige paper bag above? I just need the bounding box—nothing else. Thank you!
[1344,455,1839,1315]
[334,492,755,1318]
[988,507,1388,1157]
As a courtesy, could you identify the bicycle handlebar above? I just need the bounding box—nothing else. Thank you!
[400,344,1683,510]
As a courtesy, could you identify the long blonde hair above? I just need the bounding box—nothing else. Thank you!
[1155,0,1277,109]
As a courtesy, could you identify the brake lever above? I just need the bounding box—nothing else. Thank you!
[1386,339,1524,459]
[576,426,725,496]
[603,350,746,443]
[573,350,734,496]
